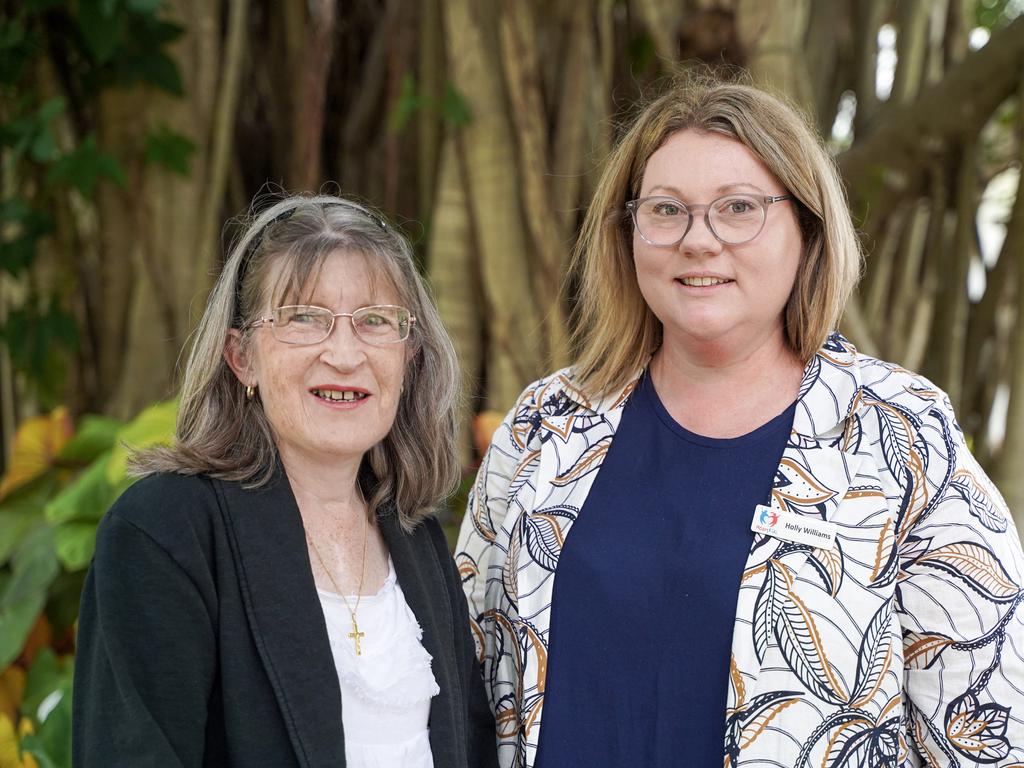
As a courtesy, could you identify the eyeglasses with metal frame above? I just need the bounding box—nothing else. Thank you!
[248,304,416,346]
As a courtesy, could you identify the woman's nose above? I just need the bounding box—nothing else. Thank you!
[319,318,368,368]
[679,211,722,257]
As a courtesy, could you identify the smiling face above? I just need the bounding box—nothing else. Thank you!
[632,129,804,355]
[227,249,409,472]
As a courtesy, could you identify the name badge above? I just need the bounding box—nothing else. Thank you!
[751,504,837,549]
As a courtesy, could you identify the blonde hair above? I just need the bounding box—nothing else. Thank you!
[570,73,862,398]
[134,194,460,530]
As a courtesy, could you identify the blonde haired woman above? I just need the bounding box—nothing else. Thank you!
[74,195,497,767]
[457,77,1024,767]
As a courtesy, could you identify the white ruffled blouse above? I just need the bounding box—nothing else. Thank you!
[317,558,440,768]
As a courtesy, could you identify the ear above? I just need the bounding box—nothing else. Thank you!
[224,328,257,386]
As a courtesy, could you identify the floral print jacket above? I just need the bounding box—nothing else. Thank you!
[455,333,1024,768]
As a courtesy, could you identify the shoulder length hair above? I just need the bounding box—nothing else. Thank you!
[134,194,460,530]
[570,73,863,399]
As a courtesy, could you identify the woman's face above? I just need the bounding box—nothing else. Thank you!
[632,129,803,352]
[230,249,409,470]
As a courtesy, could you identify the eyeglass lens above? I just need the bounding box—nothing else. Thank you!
[632,194,767,245]
[270,305,411,345]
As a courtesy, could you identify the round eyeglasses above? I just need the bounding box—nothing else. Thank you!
[249,304,415,346]
[625,193,794,246]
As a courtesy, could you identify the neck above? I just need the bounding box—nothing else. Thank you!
[277,447,367,526]
[656,324,798,383]
[651,324,805,437]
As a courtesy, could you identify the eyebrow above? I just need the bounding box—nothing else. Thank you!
[647,182,769,197]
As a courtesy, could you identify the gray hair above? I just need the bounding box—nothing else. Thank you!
[134,194,461,530]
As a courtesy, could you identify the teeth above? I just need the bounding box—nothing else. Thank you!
[313,389,366,402]
[680,276,730,287]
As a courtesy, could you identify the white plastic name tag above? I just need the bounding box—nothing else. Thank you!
[751,504,837,549]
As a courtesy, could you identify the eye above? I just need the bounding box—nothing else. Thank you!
[651,201,685,217]
[717,197,758,216]
[356,310,397,330]
[277,306,329,326]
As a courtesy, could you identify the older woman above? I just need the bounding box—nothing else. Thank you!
[457,77,1024,767]
[73,195,497,767]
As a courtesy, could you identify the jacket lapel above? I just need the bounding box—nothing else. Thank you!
[377,510,462,767]
[215,470,345,767]
[727,335,867,733]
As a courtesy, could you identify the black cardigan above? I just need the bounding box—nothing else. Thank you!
[72,470,498,767]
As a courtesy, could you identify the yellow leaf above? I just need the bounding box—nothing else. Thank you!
[0,715,21,768]
[0,668,25,725]
[0,409,74,500]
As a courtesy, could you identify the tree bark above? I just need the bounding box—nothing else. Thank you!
[427,138,481,465]
[287,0,336,191]
[499,2,570,369]
[738,0,812,106]
[442,0,543,411]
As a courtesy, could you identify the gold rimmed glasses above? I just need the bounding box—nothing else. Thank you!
[249,304,415,346]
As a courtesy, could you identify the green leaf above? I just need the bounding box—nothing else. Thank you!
[0,199,53,277]
[55,416,123,464]
[22,648,68,721]
[46,134,126,197]
[6,525,59,609]
[0,511,38,568]
[388,72,420,134]
[0,301,79,399]
[45,571,87,638]
[106,400,177,484]
[0,469,59,518]
[136,50,182,94]
[626,32,656,73]
[45,457,116,525]
[0,523,59,667]
[21,670,72,768]
[0,594,44,669]
[76,0,125,64]
[126,0,164,12]
[19,739,62,768]
[0,19,34,84]
[440,82,472,127]
[144,125,195,175]
[53,522,97,571]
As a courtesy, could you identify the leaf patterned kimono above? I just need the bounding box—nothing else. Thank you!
[455,333,1024,768]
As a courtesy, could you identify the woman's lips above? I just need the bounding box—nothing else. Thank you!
[674,276,734,290]
[309,387,371,409]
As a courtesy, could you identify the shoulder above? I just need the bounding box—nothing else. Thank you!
[499,366,636,439]
[100,472,222,557]
[850,352,955,425]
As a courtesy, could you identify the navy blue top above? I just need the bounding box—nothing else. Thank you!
[534,371,796,767]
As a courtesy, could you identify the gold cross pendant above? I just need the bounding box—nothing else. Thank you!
[348,618,366,656]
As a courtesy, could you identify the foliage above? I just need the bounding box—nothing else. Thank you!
[0,0,191,405]
[388,74,473,134]
[0,401,176,767]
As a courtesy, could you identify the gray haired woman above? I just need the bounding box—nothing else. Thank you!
[72,194,497,768]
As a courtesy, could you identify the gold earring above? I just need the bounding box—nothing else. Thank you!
[246,385,256,399]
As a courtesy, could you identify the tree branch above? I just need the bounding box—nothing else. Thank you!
[839,15,1024,219]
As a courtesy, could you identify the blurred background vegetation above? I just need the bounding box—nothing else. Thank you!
[0,0,1022,764]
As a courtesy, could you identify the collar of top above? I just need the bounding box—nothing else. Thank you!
[557,332,863,440]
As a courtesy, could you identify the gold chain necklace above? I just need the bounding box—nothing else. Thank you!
[306,511,369,655]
